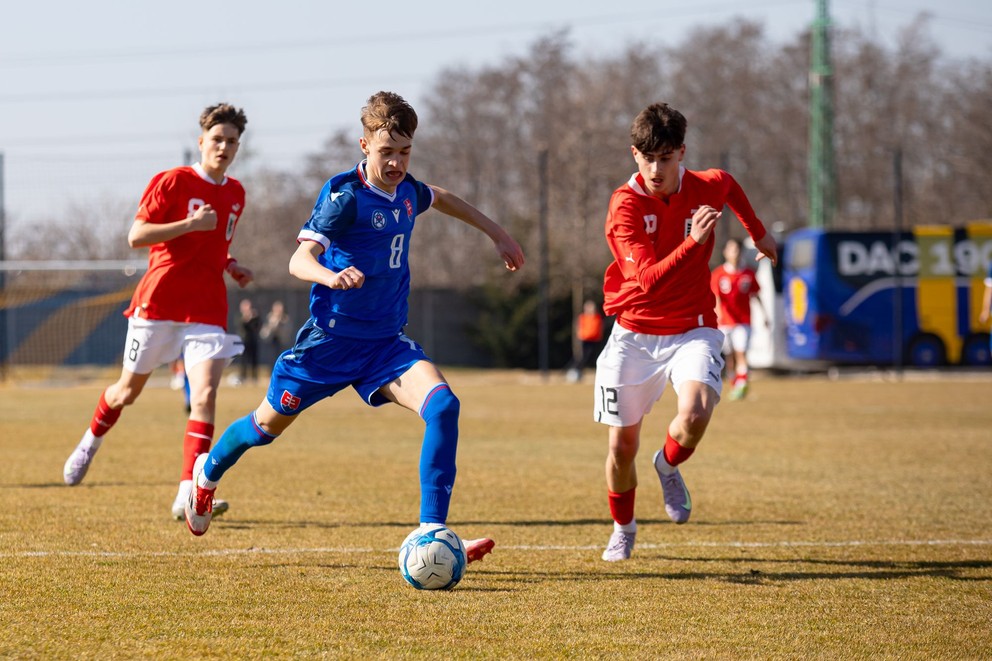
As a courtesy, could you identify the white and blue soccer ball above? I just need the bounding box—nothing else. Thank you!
[398,525,467,590]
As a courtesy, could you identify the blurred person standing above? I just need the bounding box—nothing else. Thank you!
[566,300,605,383]
[259,300,292,364]
[233,298,262,386]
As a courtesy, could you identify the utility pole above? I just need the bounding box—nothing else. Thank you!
[0,151,6,380]
[537,149,550,379]
[808,0,837,228]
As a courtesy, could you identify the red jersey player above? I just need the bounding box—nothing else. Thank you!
[63,103,254,521]
[711,237,769,400]
[594,103,777,561]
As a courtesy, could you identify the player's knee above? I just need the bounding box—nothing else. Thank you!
[677,408,711,438]
[114,387,141,407]
[608,428,639,464]
[420,385,460,423]
[189,384,218,413]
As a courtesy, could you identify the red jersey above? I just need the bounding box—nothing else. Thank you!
[602,167,766,335]
[124,165,245,329]
[711,264,760,325]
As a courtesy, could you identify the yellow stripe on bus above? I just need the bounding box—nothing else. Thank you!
[914,226,959,363]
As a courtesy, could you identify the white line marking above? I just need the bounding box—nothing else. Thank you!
[3,539,990,559]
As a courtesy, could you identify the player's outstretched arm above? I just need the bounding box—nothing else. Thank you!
[429,185,525,272]
[289,240,365,290]
[753,232,778,266]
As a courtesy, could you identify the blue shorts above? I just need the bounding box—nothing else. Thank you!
[266,319,429,415]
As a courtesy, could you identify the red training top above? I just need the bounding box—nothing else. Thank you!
[124,165,245,329]
[602,167,766,335]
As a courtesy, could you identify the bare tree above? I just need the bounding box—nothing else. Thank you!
[9,196,134,260]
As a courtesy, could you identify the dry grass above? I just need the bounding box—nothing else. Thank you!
[1,369,990,659]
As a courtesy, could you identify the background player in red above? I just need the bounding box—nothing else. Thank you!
[594,102,777,561]
[711,237,769,400]
[63,103,254,521]
[566,299,605,383]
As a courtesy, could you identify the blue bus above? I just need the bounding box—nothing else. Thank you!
[782,224,992,367]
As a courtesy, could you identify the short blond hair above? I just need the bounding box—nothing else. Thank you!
[360,91,418,140]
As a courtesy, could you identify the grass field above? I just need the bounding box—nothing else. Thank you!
[1,369,990,659]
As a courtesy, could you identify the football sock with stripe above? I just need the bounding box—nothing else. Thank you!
[182,420,214,481]
[200,412,276,486]
[418,383,459,524]
[88,391,122,438]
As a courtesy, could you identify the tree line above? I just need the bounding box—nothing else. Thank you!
[13,16,991,301]
[230,17,992,297]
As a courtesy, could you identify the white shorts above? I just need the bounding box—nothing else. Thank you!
[719,324,752,354]
[122,316,244,375]
[593,324,724,427]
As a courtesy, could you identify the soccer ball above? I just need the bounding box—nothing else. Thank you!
[397,525,467,590]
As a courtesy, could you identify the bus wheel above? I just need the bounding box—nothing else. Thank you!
[961,333,992,366]
[905,333,947,367]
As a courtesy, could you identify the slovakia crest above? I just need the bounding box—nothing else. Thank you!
[280,390,301,411]
[371,210,387,230]
[403,198,414,218]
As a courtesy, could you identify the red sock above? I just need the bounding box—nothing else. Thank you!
[182,420,214,481]
[607,488,636,525]
[89,391,123,437]
[663,432,695,467]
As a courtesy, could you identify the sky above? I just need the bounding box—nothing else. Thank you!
[1,0,990,235]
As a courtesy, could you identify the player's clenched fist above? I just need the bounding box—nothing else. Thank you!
[190,204,218,232]
[689,205,719,244]
[330,266,365,290]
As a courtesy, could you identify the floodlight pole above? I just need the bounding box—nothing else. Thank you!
[892,148,905,377]
[808,0,837,228]
[0,151,6,380]
[537,148,550,379]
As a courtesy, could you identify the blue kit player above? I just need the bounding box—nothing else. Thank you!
[184,91,525,564]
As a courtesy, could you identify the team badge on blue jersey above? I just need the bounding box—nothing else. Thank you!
[371,210,387,230]
[280,390,301,411]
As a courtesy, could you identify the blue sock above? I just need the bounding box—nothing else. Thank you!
[203,411,276,482]
[418,384,459,524]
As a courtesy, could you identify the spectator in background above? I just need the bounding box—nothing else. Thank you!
[566,300,604,383]
[259,300,292,364]
[711,237,769,400]
[233,298,261,386]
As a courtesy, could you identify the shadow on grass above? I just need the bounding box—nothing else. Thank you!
[3,481,175,489]
[212,517,803,532]
[478,556,992,585]
[241,556,992,594]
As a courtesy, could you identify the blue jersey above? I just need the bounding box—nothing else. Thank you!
[298,162,435,339]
